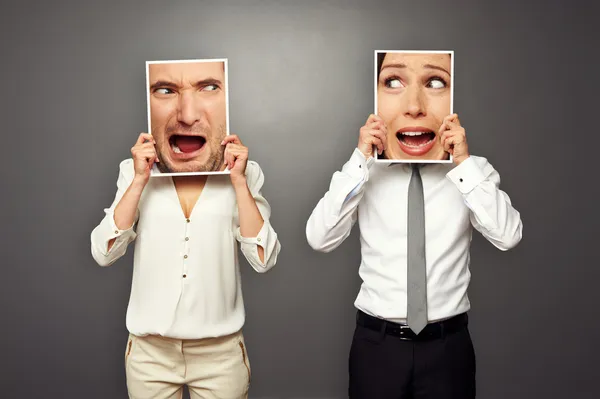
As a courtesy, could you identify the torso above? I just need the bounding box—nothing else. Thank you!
[172,175,208,218]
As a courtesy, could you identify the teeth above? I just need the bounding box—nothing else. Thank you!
[398,132,434,148]
[171,142,182,154]
[403,141,432,148]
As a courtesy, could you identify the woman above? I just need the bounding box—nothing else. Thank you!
[376,51,452,161]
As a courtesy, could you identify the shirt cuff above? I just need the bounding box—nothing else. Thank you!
[107,212,136,238]
[236,220,269,248]
[344,148,374,180]
[446,156,487,194]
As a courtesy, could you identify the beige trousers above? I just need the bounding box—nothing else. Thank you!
[124,329,251,399]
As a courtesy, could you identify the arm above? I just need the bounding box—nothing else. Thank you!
[223,134,281,273]
[306,114,387,253]
[305,148,374,252]
[446,156,523,250]
[90,159,139,266]
[90,132,157,266]
[234,161,281,273]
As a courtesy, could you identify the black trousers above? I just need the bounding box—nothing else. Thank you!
[348,311,476,399]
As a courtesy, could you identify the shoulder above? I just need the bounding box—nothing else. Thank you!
[117,158,135,181]
[467,155,498,174]
[244,160,266,189]
[119,158,134,172]
[467,155,489,166]
[244,160,263,177]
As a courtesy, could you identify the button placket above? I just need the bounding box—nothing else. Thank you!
[182,217,190,280]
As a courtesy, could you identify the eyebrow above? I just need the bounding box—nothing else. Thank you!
[149,78,223,91]
[380,63,450,76]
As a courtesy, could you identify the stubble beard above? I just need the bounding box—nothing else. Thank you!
[155,124,226,174]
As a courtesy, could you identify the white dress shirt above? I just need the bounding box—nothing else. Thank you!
[306,148,522,323]
[91,159,281,339]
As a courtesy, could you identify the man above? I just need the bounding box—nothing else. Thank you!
[91,60,281,399]
[306,113,522,398]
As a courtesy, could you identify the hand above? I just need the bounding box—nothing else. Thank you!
[358,114,388,158]
[222,134,248,187]
[131,132,159,185]
[439,114,469,165]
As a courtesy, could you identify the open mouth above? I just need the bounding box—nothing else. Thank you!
[396,129,436,156]
[168,135,206,155]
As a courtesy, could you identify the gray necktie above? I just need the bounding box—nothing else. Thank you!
[407,163,427,334]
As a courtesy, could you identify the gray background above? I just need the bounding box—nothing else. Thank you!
[1,0,598,398]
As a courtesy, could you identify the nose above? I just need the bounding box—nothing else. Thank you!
[403,85,427,118]
[177,91,203,126]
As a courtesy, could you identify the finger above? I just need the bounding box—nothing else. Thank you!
[134,146,156,156]
[441,132,463,152]
[442,113,461,128]
[136,142,156,151]
[226,145,248,157]
[361,125,387,143]
[368,136,384,155]
[440,126,464,142]
[366,120,386,131]
[224,143,243,152]
[380,133,388,151]
[444,136,458,152]
[363,129,386,145]
[366,113,383,125]
[443,113,458,123]
[136,132,155,145]
[438,120,461,136]
[224,149,235,169]
[372,131,388,151]
[444,119,461,130]
[371,128,387,139]
[134,145,158,159]
[439,132,451,152]
[131,142,155,156]
[137,150,158,163]
[221,134,241,146]
[438,120,451,135]
[229,150,237,170]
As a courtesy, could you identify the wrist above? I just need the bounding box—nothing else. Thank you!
[357,147,372,160]
[454,154,470,165]
[131,175,148,190]
[231,176,248,191]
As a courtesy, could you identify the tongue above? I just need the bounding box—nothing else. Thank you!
[402,134,432,147]
[175,136,203,153]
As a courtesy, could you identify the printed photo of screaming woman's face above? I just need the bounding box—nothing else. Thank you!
[375,51,453,163]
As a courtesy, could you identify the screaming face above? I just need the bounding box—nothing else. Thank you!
[377,52,452,161]
[148,61,227,173]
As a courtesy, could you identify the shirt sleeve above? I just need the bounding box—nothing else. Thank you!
[305,148,374,253]
[446,156,523,251]
[90,159,138,266]
[235,161,281,273]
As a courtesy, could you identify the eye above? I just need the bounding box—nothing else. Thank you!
[427,78,446,89]
[155,88,174,95]
[385,78,403,89]
[202,84,219,91]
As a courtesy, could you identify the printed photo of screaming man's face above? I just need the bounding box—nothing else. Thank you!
[148,60,227,174]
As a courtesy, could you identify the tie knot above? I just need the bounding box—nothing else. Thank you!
[411,163,422,173]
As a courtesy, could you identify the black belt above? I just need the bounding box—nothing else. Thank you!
[356,310,468,341]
